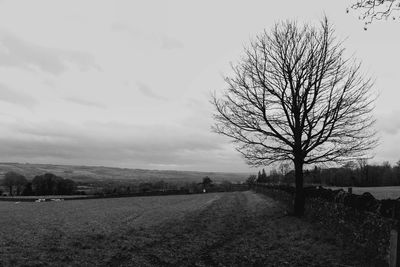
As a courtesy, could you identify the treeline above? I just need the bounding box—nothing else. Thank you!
[91,176,244,196]
[1,172,76,196]
[247,160,400,187]
[1,173,247,197]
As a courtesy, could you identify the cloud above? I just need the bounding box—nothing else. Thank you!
[0,31,99,75]
[372,133,400,164]
[0,120,244,171]
[376,111,400,135]
[110,23,129,32]
[0,82,37,109]
[111,23,184,50]
[161,35,184,50]
[64,96,107,109]
[136,81,167,101]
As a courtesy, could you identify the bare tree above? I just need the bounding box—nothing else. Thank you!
[279,163,290,176]
[357,158,369,184]
[212,18,377,216]
[349,0,400,25]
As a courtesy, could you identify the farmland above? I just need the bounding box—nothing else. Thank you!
[329,186,400,200]
[0,162,248,184]
[0,191,369,266]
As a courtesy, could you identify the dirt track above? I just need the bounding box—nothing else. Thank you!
[2,191,368,266]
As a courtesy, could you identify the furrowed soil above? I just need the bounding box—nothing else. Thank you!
[1,191,368,266]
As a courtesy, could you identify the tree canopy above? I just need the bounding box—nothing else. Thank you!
[2,171,27,196]
[32,173,76,195]
[350,0,400,25]
[212,17,377,215]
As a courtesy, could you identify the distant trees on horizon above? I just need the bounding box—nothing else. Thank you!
[252,160,400,187]
[2,171,28,196]
[32,173,76,195]
[0,172,76,196]
[0,171,247,197]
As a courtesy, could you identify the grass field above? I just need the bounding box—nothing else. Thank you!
[329,186,400,199]
[1,191,370,266]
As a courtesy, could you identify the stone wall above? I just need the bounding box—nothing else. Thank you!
[253,184,397,265]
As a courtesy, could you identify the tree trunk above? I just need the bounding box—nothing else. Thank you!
[294,159,305,216]
[9,186,12,196]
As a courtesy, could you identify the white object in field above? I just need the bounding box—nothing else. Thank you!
[203,189,206,193]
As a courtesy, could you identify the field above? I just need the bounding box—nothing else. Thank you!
[0,191,370,266]
[329,186,400,199]
[0,162,248,184]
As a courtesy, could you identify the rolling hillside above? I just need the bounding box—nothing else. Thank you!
[0,162,250,184]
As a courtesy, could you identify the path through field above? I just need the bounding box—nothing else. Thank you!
[1,191,365,266]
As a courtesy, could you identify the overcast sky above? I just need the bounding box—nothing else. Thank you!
[0,0,398,172]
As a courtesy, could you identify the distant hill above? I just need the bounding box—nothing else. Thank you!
[0,162,251,184]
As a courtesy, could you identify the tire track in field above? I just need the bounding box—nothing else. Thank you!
[107,191,273,266]
[103,192,247,266]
